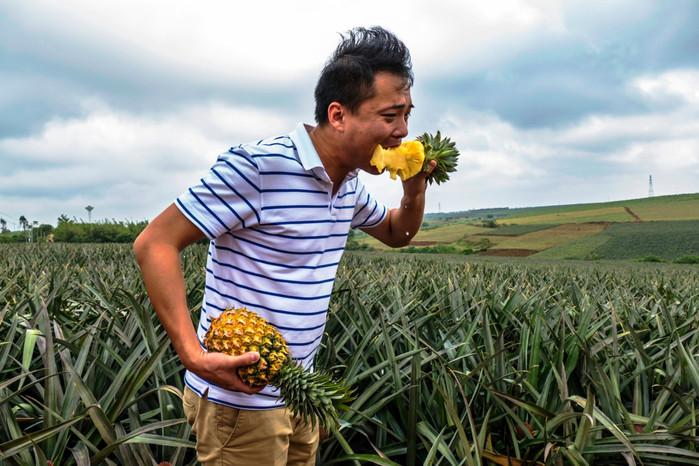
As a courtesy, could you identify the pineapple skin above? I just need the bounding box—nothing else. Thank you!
[203,307,290,387]
[202,307,354,430]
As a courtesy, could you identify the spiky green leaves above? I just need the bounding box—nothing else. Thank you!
[273,362,354,431]
[417,131,460,185]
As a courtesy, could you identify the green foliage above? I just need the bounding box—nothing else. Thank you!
[533,231,612,260]
[52,217,147,243]
[345,229,375,251]
[674,255,699,264]
[0,225,54,244]
[0,231,27,243]
[0,244,206,465]
[500,192,699,222]
[424,208,512,222]
[638,255,664,263]
[416,131,459,185]
[2,245,699,465]
[322,253,699,464]
[482,224,556,236]
[589,220,699,260]
[401,244,474,255]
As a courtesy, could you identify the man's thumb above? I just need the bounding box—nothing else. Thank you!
[236,351,259,366]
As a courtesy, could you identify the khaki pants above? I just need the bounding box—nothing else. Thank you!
[183,387,319,466]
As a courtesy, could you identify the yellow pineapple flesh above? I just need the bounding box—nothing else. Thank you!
[370,131,460,184]
[370,140,425,181]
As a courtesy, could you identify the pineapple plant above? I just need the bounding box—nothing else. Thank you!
[370,131,460,184]
[203,307,353,429]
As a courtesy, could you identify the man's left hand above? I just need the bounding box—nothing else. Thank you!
[401,159,436,196]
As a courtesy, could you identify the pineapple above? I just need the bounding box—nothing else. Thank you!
[370,140,425,181]
[371,131,460,185]
[203,307,353,429]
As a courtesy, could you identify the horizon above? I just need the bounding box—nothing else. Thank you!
[2,190,698,230]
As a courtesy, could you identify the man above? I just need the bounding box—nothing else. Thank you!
[134,26,434,465]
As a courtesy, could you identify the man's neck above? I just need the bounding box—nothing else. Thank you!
[307,124,351,191]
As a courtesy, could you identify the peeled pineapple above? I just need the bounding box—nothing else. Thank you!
[203,307,352,429]
[371,140,425,181]
[370,131,460,185]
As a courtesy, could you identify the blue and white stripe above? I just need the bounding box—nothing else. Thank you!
[177,122,387,409]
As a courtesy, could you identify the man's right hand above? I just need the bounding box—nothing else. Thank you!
[134,205,265,396]
[187,350,264,395]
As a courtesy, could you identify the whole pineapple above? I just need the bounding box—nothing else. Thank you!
[203,307,352,429]
[370,131,460,185]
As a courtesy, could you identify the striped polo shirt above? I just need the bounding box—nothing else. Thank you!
[176,122,387,409]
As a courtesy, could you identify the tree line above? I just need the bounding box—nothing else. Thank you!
[0,215,147,243]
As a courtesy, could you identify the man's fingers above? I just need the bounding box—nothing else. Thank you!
[230,351,259,368]
[425,159,437,175]
[227,352,264,394]
[195,351,266,393]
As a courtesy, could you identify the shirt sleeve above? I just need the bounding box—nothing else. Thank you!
[350,178,388,229]
[176,147,261,239]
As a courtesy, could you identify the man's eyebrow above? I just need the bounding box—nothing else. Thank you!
[378,103,415,112]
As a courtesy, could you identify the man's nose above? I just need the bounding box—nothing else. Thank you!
[394,117,409,139]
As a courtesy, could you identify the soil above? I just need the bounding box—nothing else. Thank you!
[624,207,642,223]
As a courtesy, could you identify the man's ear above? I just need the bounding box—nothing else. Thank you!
[327,102,345,132]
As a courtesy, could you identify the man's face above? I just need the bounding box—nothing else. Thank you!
[342,72,413,173]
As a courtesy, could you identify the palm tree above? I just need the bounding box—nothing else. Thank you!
[19,216,29,242]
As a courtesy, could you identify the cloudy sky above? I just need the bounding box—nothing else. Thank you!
[1,0,698,227]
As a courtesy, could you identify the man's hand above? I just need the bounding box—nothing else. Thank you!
[188,350,264,395]
[361,159,436,248]
[400,159,436,196]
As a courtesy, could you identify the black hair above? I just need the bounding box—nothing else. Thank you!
[314,26,413,125]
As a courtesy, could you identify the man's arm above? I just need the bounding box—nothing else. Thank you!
[361,161,435,248]
[133,203,260,394]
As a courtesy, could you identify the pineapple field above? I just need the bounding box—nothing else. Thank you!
[1,243,699,465]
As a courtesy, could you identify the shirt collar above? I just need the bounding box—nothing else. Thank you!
[289,123,324,171]
[288,122,360,182]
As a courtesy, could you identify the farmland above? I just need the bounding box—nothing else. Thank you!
[535,221,699,261]
[1,244,699,465]
[356,192,699,261]
[501,193,699,224]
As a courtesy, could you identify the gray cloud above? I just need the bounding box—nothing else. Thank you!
[1,0,697,225]
[424,1,699,129]
[0,5,314,139]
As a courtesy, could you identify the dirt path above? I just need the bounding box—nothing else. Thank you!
[624,206,642,223]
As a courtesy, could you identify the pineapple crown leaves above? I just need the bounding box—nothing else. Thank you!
[203,307,354,430]
[275,362,355,431]
[416,130,460,185]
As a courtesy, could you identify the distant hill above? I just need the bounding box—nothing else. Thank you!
[499,192,699,224]
[355,192,699,262]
